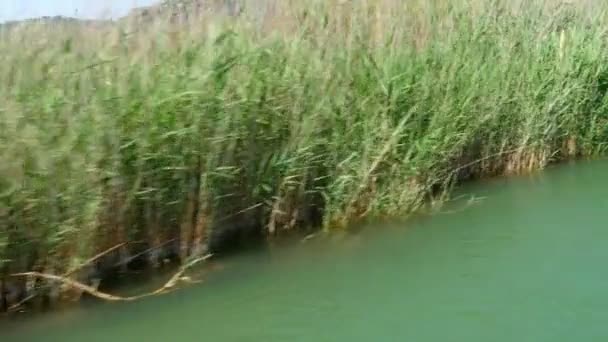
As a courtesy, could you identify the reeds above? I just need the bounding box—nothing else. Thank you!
[1,0,608,303]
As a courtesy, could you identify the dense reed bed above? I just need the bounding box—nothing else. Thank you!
[1,0,608,309]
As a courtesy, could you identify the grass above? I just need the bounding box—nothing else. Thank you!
[1,0,608,304]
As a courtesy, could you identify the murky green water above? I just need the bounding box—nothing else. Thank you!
[3,160,608,341]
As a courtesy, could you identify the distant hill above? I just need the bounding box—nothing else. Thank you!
[124,0,243,23]
[0,1,243,31]
[0,15,109,28]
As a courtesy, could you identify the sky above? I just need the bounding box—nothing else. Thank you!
[0,0,161,22]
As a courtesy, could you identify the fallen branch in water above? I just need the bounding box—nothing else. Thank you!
[10,254,213,303]
[158,254,213,291]
[8,242,131,311]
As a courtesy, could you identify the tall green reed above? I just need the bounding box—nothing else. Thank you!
[0,0,607,287]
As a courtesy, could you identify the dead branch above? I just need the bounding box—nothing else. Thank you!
[158,254,213,292]
[10,254,213,303]
[8,242,133,311]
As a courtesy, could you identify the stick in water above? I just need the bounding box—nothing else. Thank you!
[10,254,213,302]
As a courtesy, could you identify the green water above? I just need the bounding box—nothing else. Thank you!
[3,160,608,341]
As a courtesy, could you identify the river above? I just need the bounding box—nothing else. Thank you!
[2,159,608,341]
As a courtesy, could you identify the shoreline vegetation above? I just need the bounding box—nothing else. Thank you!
[2,0,608,314]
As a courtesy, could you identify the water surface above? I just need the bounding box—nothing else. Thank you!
[3,160,608,341]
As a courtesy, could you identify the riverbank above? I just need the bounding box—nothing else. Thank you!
[4,159,608,341]
[2,0,608,312]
